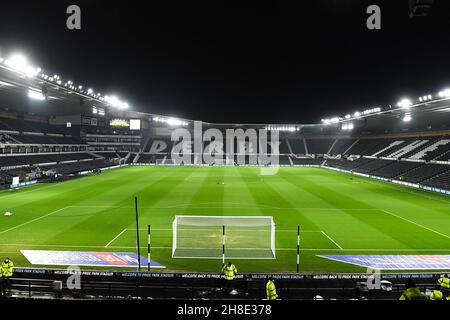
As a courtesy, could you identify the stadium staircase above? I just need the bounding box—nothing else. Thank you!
[133,152,142,164]
[123,152,133,164]
[326,139,338,155]
[286,138,294,155]
[303,138,309,155]
[343,139,359,155]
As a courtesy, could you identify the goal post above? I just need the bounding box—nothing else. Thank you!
[172,215,276,259]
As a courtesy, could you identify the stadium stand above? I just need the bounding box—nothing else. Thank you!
[329,139,356,155]
[370,160,423,179]
[278,155,292,165]
[422,171,450,189]
[291,157,323,166]
[346,139,393,156]
[305,139,334,155]
[400,163,450,183]
[288,138,306,154]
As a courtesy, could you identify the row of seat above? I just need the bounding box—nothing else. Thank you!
[0,153,96,169]
[324,158,450,189]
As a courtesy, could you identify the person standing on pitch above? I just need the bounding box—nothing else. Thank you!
[221,261,237,290]
[266,277,278,300]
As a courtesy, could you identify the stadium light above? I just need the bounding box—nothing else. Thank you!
[438,89,450,98]
[28,89,45,101]
[153,116,188,126]
[397,98,412,109]
[5,53,40,78]
[402,113,412,122]
[342,123,354,131]
[104,95,129,109]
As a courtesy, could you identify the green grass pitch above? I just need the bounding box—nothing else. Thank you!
[0,165,449,273]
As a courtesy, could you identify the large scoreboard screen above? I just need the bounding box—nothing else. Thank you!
[109,118,141,130]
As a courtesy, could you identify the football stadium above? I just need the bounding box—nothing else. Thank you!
[0,52,449,300]
[0,0,449,306]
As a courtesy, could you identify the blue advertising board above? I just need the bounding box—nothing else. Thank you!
[319,255,450,270]
[21,250,165,268]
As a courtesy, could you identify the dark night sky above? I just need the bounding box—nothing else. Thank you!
[1,0,450,124]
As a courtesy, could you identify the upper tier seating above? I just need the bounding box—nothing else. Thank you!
[305,139,334,155]
[329,139,356,155]
[288,139,306,154]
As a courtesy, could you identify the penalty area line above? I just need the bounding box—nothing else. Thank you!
[321,231,344,250]
[382,209,450,240]
[105,228,128,248]
[0,206,70,236]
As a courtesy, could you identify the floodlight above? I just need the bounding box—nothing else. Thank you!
[28,89,45,101]
[104,95,129,109]
[438,89,450,98]
[354,111,361,118]
[167,118,184,126]
[402,113,412,122]
[5,54,40,77]
[397,98,412,109]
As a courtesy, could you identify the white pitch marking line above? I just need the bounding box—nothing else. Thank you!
[0,206,70,235]
[382,209,450,240]
[105,228,128,248]
[67,205,382,211]
[126,228,321,232]
[1,243,450,251]
[321,231,344,250]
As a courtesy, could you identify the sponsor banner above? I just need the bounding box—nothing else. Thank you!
[11,179,38,189]
[21,250,165,268]
[319,255,450,270]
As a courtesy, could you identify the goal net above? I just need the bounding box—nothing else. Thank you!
[172,215,276,259]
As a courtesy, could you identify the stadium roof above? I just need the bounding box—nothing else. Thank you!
[2,57,450,134]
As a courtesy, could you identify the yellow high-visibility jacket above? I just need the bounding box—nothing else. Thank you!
[221,264,237,281]
[429,290,443,300]
[399,287,428,300]
[1,260,13,278]
[266,280,278,300]
[438,277,450,289]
